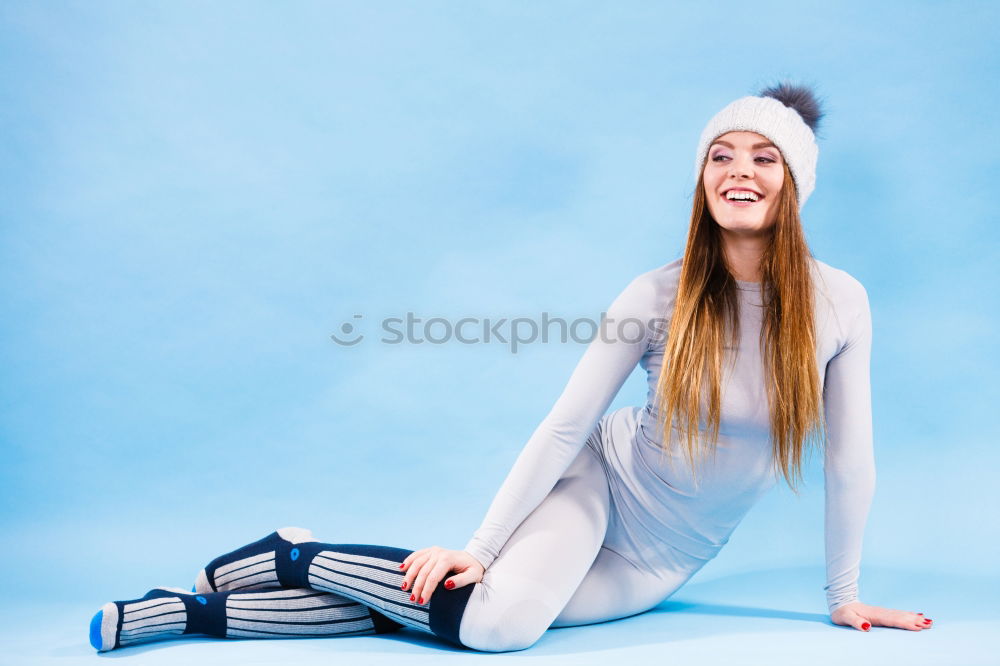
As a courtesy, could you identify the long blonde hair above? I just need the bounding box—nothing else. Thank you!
[651,161,825,494]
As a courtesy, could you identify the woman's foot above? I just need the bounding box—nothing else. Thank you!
[193,527,318,593]
[89,585,404,652]
[89,587,198,652]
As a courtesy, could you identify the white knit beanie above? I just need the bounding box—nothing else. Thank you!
[693,82,825,210]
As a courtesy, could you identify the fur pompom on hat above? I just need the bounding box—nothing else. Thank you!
[693,81,826,209]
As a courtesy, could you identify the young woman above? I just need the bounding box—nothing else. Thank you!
[89,81,932,654]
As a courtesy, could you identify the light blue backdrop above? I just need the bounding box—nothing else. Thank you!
[1,1,997,664]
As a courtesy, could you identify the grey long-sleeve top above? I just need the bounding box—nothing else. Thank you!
[463,257,876,614]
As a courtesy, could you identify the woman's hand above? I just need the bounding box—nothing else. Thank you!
[399,546,486,607]
[830,601,933,631]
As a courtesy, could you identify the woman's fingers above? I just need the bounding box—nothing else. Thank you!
[401,550,430,597]
[874,608,934,631]
[830,602,933,632]
[830,602,866,631]
[400,548,426,577]
[402,548,486,604]
[901,610,933,630]
[841,607,872,631]
[445,569,475,589]
[861,607,933,632]
[419,559,456,605]
[410,548,441,604]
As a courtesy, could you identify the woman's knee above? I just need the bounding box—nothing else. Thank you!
[458,570,567,653]
[459,595,553,652]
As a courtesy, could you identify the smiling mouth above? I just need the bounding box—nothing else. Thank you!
[722,193,763,207]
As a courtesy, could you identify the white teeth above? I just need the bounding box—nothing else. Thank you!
[725,190,759,202]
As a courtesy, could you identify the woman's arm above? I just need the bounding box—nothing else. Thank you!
[822,281,877,615]
[463,274,657,571]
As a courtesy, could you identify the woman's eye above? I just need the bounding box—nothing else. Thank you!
[711,155,775,163]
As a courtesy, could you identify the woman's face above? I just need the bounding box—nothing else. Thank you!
[702,131,785,236]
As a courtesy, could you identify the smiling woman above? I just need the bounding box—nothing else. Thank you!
[87,80,931,656]
[702,131,790,282]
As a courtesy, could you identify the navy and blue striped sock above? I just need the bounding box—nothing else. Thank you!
[193,527,319,593]
[194,527,476,647]
[89,586,405,652]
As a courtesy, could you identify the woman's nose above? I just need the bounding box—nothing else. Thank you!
[729,158,754,177]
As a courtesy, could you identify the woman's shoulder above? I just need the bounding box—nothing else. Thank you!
[645,256,684,289]
[601,260,678,350]
[615,256,871,314]
[613,258,682,314]
[810,258,872,348]
[809,257,869,307]
[625,256,866,306]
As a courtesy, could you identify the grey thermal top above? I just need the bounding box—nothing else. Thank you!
[463,256,876,614]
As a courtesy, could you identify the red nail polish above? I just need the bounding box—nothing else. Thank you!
[410,594,415,601]
[401,582,407,590]
[399,564,405,569]
[861,622,870,631]
[445,580,455,589]
[418,597,424,604]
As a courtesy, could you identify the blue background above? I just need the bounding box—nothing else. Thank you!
[1,1,997,663]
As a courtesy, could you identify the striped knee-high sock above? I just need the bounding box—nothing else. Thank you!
[194,528,476,647]
[89,586,404,652]
[194,527,317,593]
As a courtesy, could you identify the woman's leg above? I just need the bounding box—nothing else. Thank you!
[90,586,404,652]
[456,442,612,651]
[550,544,692,627]
[90,525,466,652]
[93,440,612,653]
[189,442,613,653]
[185,528,475,647]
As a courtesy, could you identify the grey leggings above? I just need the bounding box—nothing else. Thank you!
[458,441,688,651]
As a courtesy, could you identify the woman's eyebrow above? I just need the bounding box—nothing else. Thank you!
[711,140,776,149]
